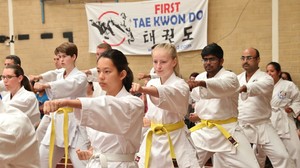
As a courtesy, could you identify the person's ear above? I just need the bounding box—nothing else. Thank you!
[120,70,127,81]
[17,75,23,83]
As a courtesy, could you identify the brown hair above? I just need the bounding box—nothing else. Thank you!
[56,42,78,60]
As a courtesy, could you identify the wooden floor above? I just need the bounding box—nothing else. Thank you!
[56,158,73,168]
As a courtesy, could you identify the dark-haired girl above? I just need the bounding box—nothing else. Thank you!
[266,62,300,168]
[2,64,40,126]
[43,49,144,168]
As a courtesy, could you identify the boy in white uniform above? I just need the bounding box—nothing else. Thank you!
[34,42,89,168]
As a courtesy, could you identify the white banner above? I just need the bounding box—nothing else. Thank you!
[85,0,208,55]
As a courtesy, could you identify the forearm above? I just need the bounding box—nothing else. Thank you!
[141,86,159,97]
[61,99,82,109]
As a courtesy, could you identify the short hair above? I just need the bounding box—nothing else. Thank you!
[97,43,112,50]
[201,43,223,59]
[253,48,260,58]
[56,42,78,58]
[5,55,21,66]
[54,47,59,55]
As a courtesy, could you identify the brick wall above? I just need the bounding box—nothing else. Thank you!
[0,0,299,86]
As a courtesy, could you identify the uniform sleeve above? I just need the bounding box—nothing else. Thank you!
[91,68,98,82]
[8,94,40,126]
[246,74,274,97]
[47,72,87,99]
[75,95,144,135]
[202,73,240,98]
[87,68,98,82]
[289,83,300,117]
[0,130,17,163]
[154,80,190,116]
[41,69,62,82]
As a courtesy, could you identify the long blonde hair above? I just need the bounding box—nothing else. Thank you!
[151,43,180,77]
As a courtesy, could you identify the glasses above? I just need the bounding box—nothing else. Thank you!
[0,75,17,80]
[202,57,219,63]
[240,56,258,61]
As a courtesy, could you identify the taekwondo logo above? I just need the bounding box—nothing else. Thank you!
[89,11,135,46]
[278,91,287,99]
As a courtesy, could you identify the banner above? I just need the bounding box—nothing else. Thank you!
[85,0,207,55]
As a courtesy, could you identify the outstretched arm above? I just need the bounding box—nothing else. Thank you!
[43,99,82,114]
[130,82,159,97]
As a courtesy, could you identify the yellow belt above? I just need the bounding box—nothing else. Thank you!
[145,121,185,168]
[190,117,238,147]
[49,107,73,168]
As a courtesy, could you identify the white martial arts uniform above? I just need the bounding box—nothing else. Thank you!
[75,86,144,167]
[40,68,64,83]
[87,67,98,82]
[237,69,290,168]
[87,67,106,97]
[190,68,259,168]
[137,73,199,168]
[2,86,40,127]
[39,67,90,168]
[0,102,40,168]
[268,79,300,167]
[36,68,64,144]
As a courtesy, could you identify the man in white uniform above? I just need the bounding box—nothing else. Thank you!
[0,100,40,168]
[188,43,259,167]
[237,47,290,168]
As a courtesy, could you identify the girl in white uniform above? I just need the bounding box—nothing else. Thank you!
[266,62,300,168]
[1,64,40,127]
[34,42,89,168]
[43,49,144,168]
[130,43,199,168]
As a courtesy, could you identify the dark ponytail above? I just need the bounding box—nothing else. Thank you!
[5,65,32,91]
[123,66,134,92]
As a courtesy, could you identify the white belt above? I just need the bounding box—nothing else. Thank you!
[87,153,135,168]
[239,119,270,144]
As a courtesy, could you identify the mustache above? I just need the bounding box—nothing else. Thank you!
[242,63,249,67]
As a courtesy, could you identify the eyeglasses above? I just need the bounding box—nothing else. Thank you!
[0,75,17,80]
[202,57,219,63]
[240,56,258,61]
